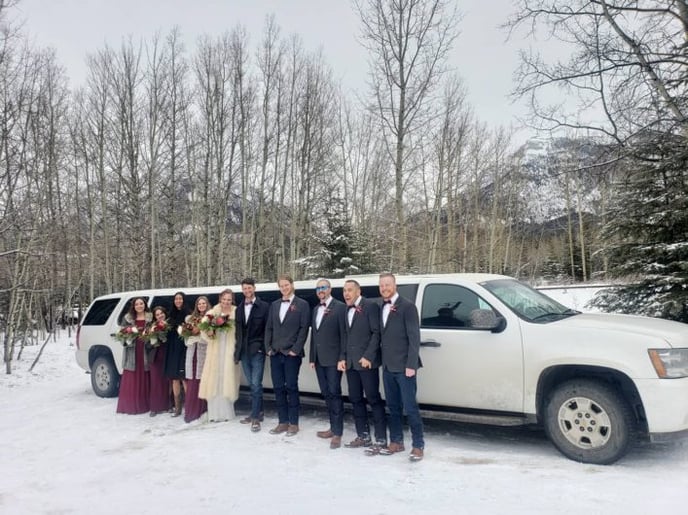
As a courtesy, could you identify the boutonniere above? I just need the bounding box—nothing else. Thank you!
[389,304,398,314]
[323,307,332,316]
[289,305,297,312]
[355,305,363,315]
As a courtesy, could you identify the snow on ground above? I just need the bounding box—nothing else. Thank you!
[2,333,687,515]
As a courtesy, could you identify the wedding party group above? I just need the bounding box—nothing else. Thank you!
[115,273,425,462]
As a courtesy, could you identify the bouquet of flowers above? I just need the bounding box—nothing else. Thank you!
[111,326,139,347]
[178,318,199,339]
[197,312,234,337]
[144,319,170,347]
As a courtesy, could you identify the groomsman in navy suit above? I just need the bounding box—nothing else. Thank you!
[264,274,311,437]
[234,277,269,432]
[377,272,425,462]
[337,279,387,450]
[309,278,347,449]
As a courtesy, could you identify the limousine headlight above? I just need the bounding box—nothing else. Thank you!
[648,348,688,378]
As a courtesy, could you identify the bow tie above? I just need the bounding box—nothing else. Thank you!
[245,301,253,306]
[348,305,357,310]
[281,299,290,303]
[383,300,393,305]
[320,303,327,308]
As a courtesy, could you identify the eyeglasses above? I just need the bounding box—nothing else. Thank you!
[315,285,329,292]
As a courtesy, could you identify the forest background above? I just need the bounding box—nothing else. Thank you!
[3,0,688,369]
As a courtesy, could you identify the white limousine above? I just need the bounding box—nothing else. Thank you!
[75,273,688,464]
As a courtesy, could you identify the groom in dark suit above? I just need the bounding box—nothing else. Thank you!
[377,272,425,461]
[264,274,310,437]
[309,278,347,449]
[337,279,386,450]
[234,277,269,432]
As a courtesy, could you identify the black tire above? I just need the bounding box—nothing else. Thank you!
[543,379,635,465]
[91,355,120,398]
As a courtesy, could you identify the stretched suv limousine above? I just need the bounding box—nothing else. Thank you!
[75,273,688,464]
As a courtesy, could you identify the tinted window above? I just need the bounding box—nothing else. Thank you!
[421,284,494,329]
[82,299,119,325]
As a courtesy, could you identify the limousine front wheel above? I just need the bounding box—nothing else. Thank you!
[91,356,120,398]
[544,379,634,465]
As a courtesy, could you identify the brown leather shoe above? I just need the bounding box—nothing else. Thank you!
[379,442,405,455]
[409,448,424,461]
[316,429,334,439]
[330,436,342,449]
[345,436,372,448]
[251,420,261,433]
[269,423,288,435]
[286,424,299,436]
[239,416,253,424]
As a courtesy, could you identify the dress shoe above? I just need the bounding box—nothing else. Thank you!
[240,416,253,424]
[251,420,261,433]
[409,448,424,462]
[316,429,334,439]
[330,436,342,449]
[345,436,372,448]
[269,423,289,435]
[286,424,299,437]
[379,442,405,455]
[364,440,388,456]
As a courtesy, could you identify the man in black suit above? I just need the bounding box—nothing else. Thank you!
[234,277,269,433]
[309,278,347,449]
[264,274,310,436]
[337,279,386,450]
[376,272,425,462]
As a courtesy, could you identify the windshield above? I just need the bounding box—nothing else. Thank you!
[481,279,579,323]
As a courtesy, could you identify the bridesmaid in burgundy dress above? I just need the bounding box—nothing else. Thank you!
[116,297,151,414]
[183,296,209,423]
[147,306,171,416]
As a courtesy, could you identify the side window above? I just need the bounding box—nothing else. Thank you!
[421,284,492,329]
[82,299,119,325]
[255,289,281,305]
[295,288,319,309]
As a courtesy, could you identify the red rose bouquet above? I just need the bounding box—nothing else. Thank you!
[144,319,170,346]
[111,325,140,346]
[198,312,234,337]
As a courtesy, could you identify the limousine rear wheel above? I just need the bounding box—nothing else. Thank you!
[91,356,120,398]
[544,379,634,465]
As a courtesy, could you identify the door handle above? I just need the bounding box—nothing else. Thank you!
[420,340,441,348]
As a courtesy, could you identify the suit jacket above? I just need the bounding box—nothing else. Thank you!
[343,297,381,370]
[379,295,422,373]
[264,296,311,357]
[309,298,347,367]
[234,296,269,362]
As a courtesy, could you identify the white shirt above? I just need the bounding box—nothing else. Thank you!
[279,295,294,323]
[382,293,399,327]
[243,298,254,323]
[347,297,362,327]
[316,296,332,330]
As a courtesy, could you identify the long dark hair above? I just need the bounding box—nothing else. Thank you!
[169,291,189,325]
[127,297,150,319]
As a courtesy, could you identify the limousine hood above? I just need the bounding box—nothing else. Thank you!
[557,312,688,348]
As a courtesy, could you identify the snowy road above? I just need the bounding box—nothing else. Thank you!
[1,335,686,514]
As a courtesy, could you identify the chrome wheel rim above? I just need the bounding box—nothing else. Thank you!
[557,396,612,449]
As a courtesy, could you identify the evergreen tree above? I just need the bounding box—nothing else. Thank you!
[591,137,688,321]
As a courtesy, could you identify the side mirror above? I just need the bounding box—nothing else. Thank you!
[469,309,506,333]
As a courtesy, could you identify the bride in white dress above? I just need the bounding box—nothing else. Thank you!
[199,289,240,421]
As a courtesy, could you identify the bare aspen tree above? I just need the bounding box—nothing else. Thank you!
[354,0,459,270]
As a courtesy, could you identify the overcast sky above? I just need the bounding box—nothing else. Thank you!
[16,0,545,141]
